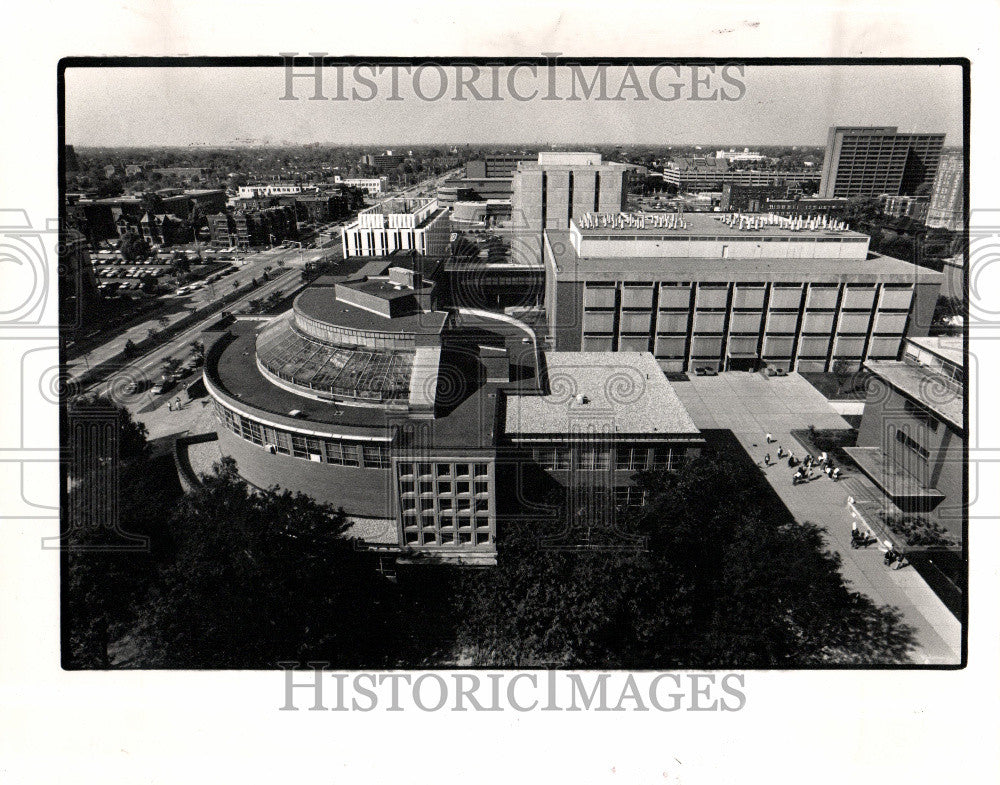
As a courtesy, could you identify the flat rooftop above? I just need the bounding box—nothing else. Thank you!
[546,231,943,284]
[573,211,868,240]
[907,336,963,367]
[864,360,963,431]
[504,352,701,437]
[209,323,501,449]
[295,287,448,335]
[361,197,435,215]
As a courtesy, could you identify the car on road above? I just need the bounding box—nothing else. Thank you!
[150,377,174,395]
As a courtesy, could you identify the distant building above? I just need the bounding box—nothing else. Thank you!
[847,336,963,526]
[511,152,627,266]
[334,176,388,195]
[662,159,820,192]
[715,148,765,162]
[237,183,302,198]
[720,183,791,212]
[543,211,942,374]
[878,194,930,222]
[818,126,946,198]
[341,198,451,258]
[208,213,237,247]
[466,154,534,179]
[139,212,186,246]
[925,150,964,231]
[362,152,398,174]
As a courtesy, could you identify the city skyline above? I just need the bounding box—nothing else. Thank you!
[64,63,964,147]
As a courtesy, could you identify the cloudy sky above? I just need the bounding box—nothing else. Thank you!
[65,62,964,147]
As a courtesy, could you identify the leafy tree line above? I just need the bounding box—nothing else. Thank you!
[65,402,916,669]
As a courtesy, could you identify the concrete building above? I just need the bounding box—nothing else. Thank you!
[503,352,704,515]
[720,183,791,212]
[334,176,388,195]
[543,211,942,373]
[201,267,703,563]
[341,198,451,258]
[715,148,765,162]
[237,183,303,198]
[662,159,821,192]
[847,336,963,529]
[511,152,628,267]
[926,150,964,231]
[879,194,930,222]
[466,154,535,179]
[818,126,946,198]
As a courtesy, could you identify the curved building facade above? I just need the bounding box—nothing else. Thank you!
[203,266,501,563]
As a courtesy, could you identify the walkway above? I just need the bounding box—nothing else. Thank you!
[672,371,961,665]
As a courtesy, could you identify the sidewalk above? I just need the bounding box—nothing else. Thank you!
[672,371,961,664]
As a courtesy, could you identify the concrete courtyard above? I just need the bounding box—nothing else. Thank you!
[672,371,961,665]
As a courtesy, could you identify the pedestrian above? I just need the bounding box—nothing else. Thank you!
[819,451,828,466]
[167,401,173,412]
[175,396,182,410]
[765,432,774,444]
[764,453,771,466]
[832,467,841,482]
[776,445,785,458]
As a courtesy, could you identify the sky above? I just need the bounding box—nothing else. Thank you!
[64,63,964,147]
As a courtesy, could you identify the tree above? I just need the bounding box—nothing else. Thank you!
[129,458,392,668]
[64,397,176,668]
[120,233,151,263]
[454,454,916,668]
[160,355,182,378]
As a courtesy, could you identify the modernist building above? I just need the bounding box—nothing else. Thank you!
[202,263,702,562]
[503,352,704,517]
[511,152,628,266]
[878,194,930,222]
[466,154,535,179]
[926,150,964,231]
[237,184,303,199]
[818,126,946,198]
[543,211,942,373]
[334,176,388,195]
[661,160,821,192]
[203,266,501,563]
[341,198,451,258]
[847,336,963,528]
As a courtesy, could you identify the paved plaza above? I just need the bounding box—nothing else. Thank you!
[672,371,961,665]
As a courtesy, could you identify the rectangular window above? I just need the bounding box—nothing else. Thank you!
[290,434,308,458]
[341,443,361,466]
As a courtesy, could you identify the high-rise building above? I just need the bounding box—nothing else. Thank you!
[511,152,627,266]
[925,150,964,230]
[819,126,946,198]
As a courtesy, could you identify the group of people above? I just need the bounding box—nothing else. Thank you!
[762,433,840,484]
[850,522,904,568]
[167,396,183,412]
